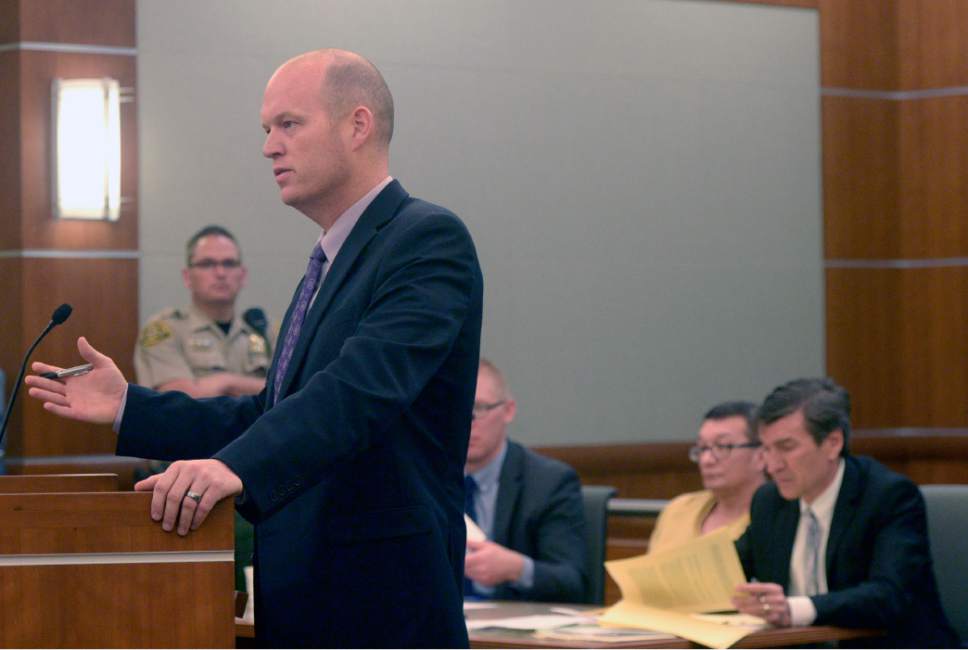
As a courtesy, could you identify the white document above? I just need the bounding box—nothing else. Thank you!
[464,514,486,542]
[462,601,497,611]
[535,624,671,643]
[466,614,589,631]
[241,565,255,623]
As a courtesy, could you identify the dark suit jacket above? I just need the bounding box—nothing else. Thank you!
[735,455,957,648]
[118,181,483,648]
[489,440,587,603]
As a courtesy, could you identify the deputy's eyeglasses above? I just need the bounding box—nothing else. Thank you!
[688,442,760,463]
[189,259,242,270]
[472,400,505,420]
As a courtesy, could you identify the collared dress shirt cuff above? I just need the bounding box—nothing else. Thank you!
[787,596,817,626]
[510,556,535,590]
[112,384,129,432]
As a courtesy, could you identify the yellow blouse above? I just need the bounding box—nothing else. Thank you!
[648,490,750,554]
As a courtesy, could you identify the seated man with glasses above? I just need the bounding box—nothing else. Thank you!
[463,358,587,602]
[134,225,276,399]
[649,401,765,553]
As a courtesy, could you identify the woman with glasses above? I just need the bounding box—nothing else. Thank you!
[648,401,765,553]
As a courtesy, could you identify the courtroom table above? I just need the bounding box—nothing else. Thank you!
[465,602,880,649]
[235,600,881,648]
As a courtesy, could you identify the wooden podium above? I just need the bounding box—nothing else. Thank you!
[0,474,235,647]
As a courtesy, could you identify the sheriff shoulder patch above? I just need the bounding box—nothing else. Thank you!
[140,320,173,347]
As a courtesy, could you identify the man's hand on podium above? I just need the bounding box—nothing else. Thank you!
[25,336,126,424]
[135,459,243,536]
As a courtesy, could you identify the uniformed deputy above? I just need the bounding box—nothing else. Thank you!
[133,225,276,593]
[134,225,277,398]
[135,304,274,396]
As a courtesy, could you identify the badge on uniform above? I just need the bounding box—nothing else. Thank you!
[248,334,267,356]
[189,335,215,351]
[139,320,173,348]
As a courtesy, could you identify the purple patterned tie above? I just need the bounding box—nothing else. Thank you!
[273,243,326,404]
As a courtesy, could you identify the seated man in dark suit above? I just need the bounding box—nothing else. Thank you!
[463,358,587,602]
[732,378,957,648]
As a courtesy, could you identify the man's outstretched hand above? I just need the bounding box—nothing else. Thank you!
[25,336,127,424]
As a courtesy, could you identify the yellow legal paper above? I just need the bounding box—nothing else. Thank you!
[605,527,745,612]
[600,527,766,647]
[599,601,765,649]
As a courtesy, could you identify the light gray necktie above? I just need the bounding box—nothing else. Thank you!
[803,507,821,596]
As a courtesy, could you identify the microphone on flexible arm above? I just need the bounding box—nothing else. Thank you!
[0,303,73,448]
[242,307,272,357]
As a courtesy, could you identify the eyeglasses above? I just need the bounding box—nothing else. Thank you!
[472,400,505,420]
[189,258,242,270]
[688,442,760,463]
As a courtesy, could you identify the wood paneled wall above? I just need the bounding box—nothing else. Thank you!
[0,0,137,467]
[820,1,968,429]
[538,435,968,500]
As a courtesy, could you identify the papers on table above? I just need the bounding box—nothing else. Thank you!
[600,601,767,649]
[462,601,497,611]
[534,623,670,643]
[599,527,767,647]
[463,528,765,647]
[466,613,592,631]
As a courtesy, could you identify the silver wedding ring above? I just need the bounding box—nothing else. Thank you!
[763,602,772,613]
[185,490,203,503]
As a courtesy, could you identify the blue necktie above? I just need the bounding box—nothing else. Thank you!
[464,475,478,597]
[273,244,326,404]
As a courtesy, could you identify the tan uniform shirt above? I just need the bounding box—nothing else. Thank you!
[134,304,276,389]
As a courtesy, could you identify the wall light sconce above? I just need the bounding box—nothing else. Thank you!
[52,78,121,220]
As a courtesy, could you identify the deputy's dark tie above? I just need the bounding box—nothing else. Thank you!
[464,475,478,597]
[273,243,326,404]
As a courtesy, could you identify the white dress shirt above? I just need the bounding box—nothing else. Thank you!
[786,458,845,626]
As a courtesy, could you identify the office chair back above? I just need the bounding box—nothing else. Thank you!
[920,484,968,644]
[581,484,616,605]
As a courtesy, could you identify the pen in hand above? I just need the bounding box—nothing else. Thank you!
[40,363,94,380]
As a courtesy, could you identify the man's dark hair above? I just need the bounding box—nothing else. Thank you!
[703,400,758,443]
[185,225,239,266]
[757,378,851,456]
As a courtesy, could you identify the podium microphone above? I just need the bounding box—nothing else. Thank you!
[0,303,73,448]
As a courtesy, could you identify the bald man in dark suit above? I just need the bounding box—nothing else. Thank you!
[28,49,482,648]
